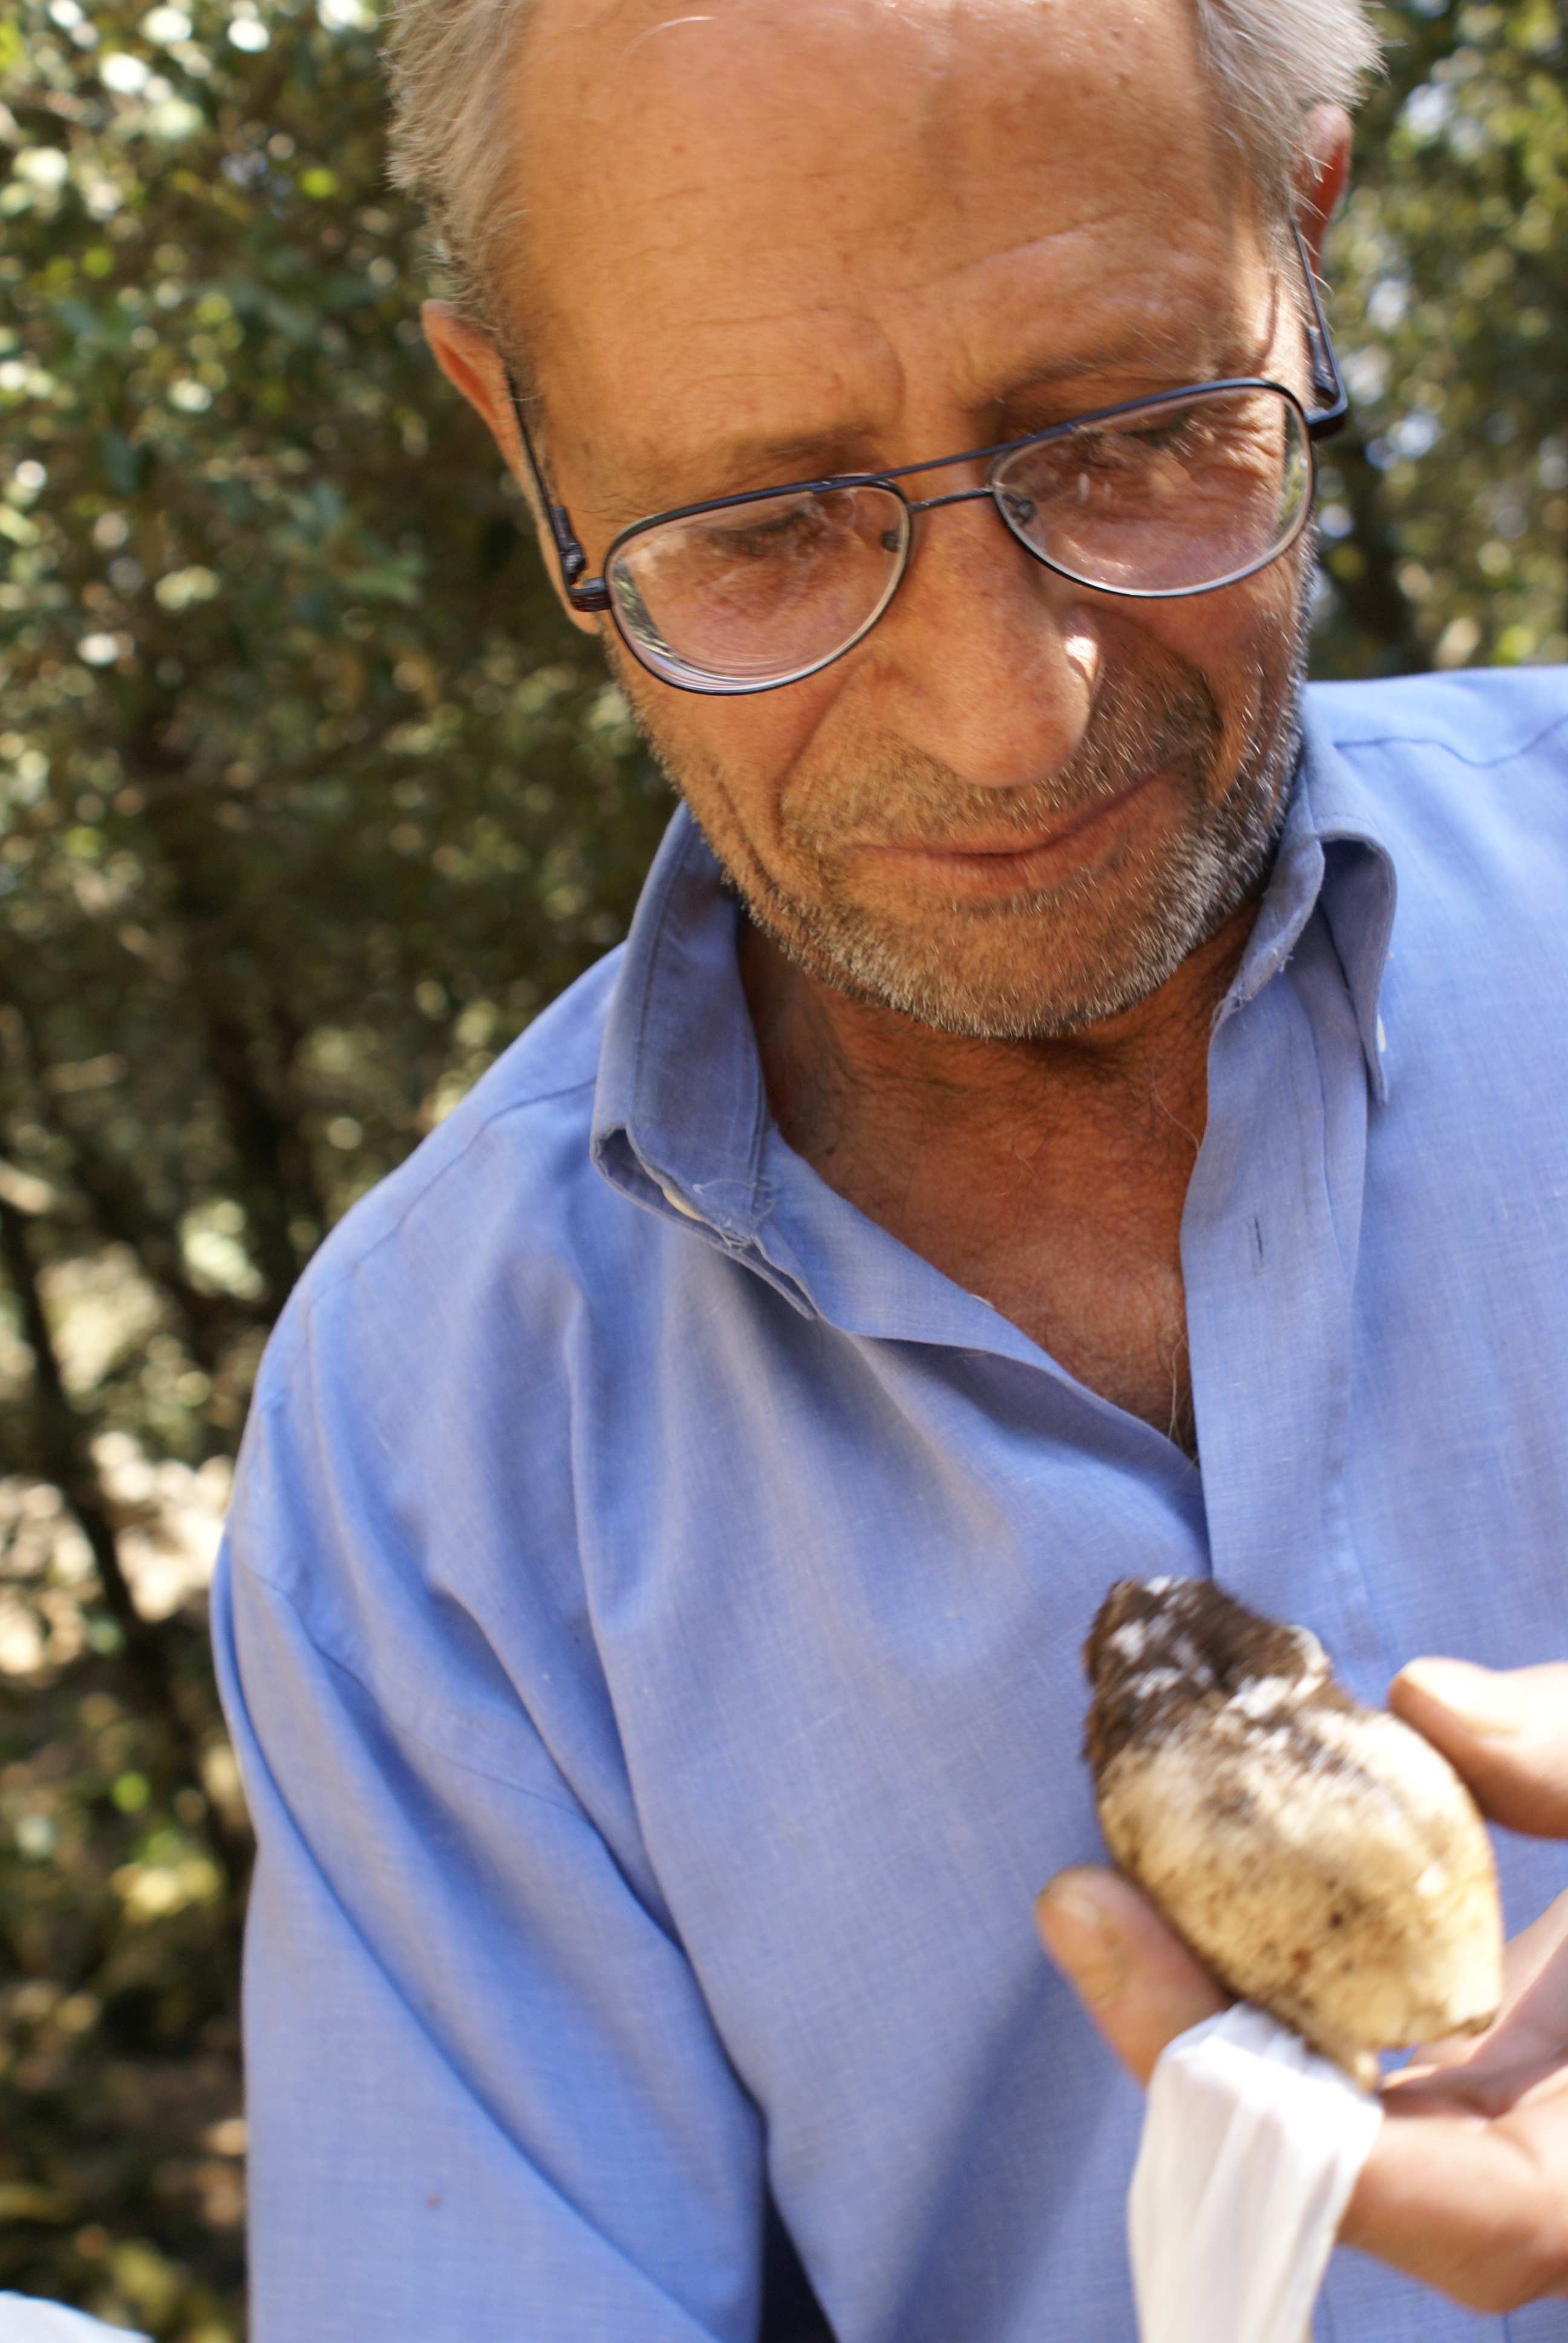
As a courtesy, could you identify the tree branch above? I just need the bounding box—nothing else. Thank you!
[0,1196,251,1906]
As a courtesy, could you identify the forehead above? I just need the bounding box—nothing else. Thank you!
[511,0,1259,503]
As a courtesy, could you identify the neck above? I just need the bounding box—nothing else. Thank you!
[741,899,1259,1175]
[740,896,1265,1455]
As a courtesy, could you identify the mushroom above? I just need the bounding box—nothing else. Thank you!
[1083,1577,1504,2087]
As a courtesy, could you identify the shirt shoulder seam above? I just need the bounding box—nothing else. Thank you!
[1327,709,1568,770]
[290,1069,601,1320]
[232,1548,591,1821]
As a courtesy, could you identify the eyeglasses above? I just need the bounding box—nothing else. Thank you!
[510,226,1347,698]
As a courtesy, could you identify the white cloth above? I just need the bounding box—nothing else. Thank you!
[0,2298,147,2341]
[1128,2005,1385,2343]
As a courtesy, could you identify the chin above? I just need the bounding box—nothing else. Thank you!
[750,910,1194,1041]
[749,791,1284,1041]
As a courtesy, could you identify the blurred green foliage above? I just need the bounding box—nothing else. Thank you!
[1315,0,1568,673]
[0,0,668,2326]
[0,0,1563,2332]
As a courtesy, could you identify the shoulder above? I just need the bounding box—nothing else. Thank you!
[286,948,623,1323]
[227,945,656,1668]
[1304,670,1568,1104]
[221,950,649,1821]
[1305,666,1568,879]
[1305,665,1568,773]
[244,943,660,1495]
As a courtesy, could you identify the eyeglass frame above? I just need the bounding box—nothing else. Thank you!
[505,221,1348,689]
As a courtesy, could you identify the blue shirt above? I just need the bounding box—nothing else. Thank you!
[214,667,1568,2343]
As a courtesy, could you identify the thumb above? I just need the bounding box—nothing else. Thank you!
[1389,1660,1568,1838]
[1034,1864,1229,2085]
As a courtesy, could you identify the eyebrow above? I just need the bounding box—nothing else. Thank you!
[589,310,1275,523]
[978,306,1275,415]
[590,424,887,525]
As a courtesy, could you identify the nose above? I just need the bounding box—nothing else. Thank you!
[855,490,1104,790]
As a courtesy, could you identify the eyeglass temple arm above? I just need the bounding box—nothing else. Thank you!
[507,377,613,612]
[1292,220,1348,442]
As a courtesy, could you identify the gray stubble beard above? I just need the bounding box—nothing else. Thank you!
[613,600,1308,1044]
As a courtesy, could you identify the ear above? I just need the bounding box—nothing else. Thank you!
[420,299,601,637]
[1293,104,1352,270]
[421,299,517,450]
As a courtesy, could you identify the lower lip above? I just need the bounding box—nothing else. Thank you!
[861,768,1167,898]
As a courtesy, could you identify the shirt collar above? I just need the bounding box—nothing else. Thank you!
[1223,695,1397,1101]
[592,700,1399,1256]
[592,805,776,1247]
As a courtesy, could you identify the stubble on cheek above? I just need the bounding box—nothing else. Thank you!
[606,602,1305,1043]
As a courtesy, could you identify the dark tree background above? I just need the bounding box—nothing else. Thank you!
[0,0,1563,2330]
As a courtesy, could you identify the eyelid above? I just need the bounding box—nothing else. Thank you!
[999,366,1242,433]
[622,376,1274,539]
[610,437,886,519]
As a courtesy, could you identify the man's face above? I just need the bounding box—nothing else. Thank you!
[511,0,1312,1038]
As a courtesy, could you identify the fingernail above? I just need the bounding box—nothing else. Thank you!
[1035,1875,1129,2005]
[1396,1658,1523,1738]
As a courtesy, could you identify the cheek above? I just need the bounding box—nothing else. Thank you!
[1143,562,1304,743]
[1145,565,1300,680]
[622,649,851,842]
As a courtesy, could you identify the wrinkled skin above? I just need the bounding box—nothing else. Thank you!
[423,0,1348,1456]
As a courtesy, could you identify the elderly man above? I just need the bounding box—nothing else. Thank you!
[212,0,1568,2335]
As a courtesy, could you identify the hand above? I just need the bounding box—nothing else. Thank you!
[1036,1659,1568,2313]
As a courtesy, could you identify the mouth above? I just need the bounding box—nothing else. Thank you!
[854,766,1170,899]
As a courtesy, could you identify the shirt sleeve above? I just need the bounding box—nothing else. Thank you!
[211,1349,767,2343]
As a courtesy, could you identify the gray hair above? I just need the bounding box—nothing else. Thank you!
[384,0,1380,354]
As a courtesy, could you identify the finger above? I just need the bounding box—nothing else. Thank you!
[1499,1885,1568,2006]
[1390,1659,1568,1837]
[1342,2083,1568,2311]
[1393,1890,1568,2083]
[1034,1865,1227,2085]
[1397,1894,1568,2109]
[1385,2043,1566,2119]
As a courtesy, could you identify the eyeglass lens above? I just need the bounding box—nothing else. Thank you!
[993,386,1311,594]
[608,483,912,690]
[606,384,1311,693]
